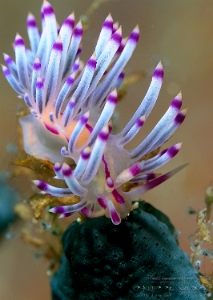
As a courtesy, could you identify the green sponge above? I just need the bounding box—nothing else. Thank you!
[51,202,207,299]
[0,182,17,234]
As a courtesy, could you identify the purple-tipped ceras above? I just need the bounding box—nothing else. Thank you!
[2,1,186,224]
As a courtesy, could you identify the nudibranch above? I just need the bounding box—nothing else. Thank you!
[2,1,186,224]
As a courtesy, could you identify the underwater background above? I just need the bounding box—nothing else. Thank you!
[0,0,213,298]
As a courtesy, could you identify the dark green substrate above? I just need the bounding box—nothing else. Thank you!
[0,182,17,234]
[51,202,207,299]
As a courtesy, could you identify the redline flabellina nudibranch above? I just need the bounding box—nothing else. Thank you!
[2,1,187,225]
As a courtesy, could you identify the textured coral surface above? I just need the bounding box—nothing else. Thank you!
[51,202,207,299]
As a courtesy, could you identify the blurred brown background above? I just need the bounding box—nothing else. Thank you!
[1,0,213,299]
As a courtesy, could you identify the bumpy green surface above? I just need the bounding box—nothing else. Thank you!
[51,202,207,299]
